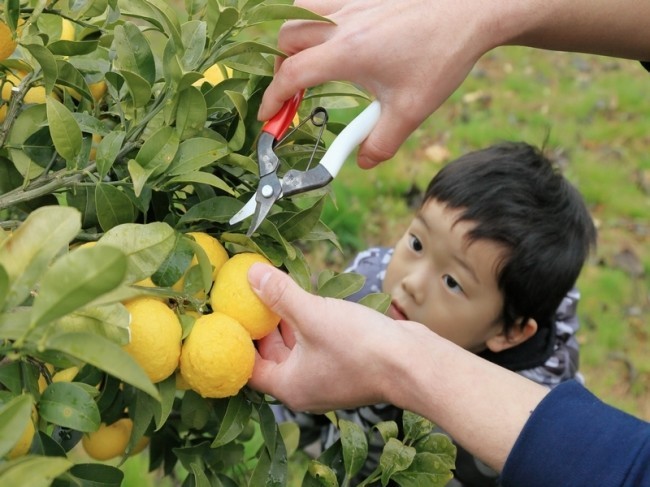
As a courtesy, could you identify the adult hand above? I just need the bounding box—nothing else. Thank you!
[247,262,421,412]
[258,0,493,168]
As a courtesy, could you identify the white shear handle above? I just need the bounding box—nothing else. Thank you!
[319,100,381,177]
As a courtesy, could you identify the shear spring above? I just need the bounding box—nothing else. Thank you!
[277,107,329,171]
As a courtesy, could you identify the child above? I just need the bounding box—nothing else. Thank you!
[276,141,597,486]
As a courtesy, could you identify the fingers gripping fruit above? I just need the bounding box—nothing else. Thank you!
[210,253,280,339]
[123,297,182,383]
[179,312,255,398]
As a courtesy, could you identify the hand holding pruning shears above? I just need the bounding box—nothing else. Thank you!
[230,91,381,236]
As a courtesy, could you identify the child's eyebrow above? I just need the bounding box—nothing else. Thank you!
[414,212,480,286]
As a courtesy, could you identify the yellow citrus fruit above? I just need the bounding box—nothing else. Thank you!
[210,253,280,340]
[89,81,107,102]
[89,133,102,161]
[179,312,255,398]
[134,276,155,287]
[0,104,7,123]
[130,435,150,455]
[82,418,133,461]
[0,21,17,61]
[7,416,35,459]
[60,18,75,41]
[123,297,182,383]
[192,64,232,87]
[2,72,58,105]
[52,366,79,383]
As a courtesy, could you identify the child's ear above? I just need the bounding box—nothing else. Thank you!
[485,318,538,353]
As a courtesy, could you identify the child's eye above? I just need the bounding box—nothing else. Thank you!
[443,275,463,294]
[408,234,423,252]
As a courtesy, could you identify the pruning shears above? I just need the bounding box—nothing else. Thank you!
[229,90,381,236]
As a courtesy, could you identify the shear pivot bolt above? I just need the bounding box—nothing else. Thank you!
[261,185,273,198]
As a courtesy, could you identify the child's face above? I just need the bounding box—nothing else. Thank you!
[383,199,508,353]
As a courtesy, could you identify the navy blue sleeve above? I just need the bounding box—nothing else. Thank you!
[502,380,650,487]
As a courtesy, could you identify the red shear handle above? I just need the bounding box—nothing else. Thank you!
[261,90,305,140]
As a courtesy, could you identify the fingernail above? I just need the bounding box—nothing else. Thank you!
[249,263,273,293]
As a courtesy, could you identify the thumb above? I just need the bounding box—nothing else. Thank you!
[248,263,308,325]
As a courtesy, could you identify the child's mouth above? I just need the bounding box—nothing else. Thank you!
[389,301,408,321]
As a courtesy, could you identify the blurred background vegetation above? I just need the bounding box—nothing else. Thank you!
[314,47,650,422]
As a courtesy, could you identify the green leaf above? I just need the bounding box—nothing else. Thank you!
[31,245,127,328]
[127,159,155,198]
[151,233,193,288]
[119,69,152,108]
[245,4,333,25]
[23,44,58,93]
[152,374,176,431]
[374,421,399,444]
[167,137,228,175]
[162,37,183,87]
[282,247,312,291]
[56,304,130,345]
[0,456,72,487]
[98,222,176,284]
[358,293,391,314]
[379,438,416,484]
[189,463,211,487]
[180,391,211,430]
[208,3,238,39]
[96,131,126,179]
[0,265,8,311]
[46,98,82,163]
[214,41,284,63]
[113,22,156,84]
[339,419,368,480]
[0,206,81,309]
[276,197,326,241]
[413,433,456,469]
[317,272,365,299]
[46,332,159,399]
[39,382,101,432]
[177,196,243,225]
[0,309,30,342]
[278,421,300,458]
[247,402,288,485]
[48,40,100,56]
[390,452,456,487]
[176,87,207,139]
[402,410,435,445]
[166,171,235,194]
[22,127,55,167]
[56,60,91,102]
[96,183,137,231]
[135,125,180,177]
[0,394,33,459]
[211,392,252,448]
[180,20,207,71]
[67,463,124,487]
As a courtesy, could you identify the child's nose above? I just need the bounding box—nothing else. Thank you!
[401,268,427,303]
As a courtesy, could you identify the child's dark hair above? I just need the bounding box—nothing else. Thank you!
[424,141,597,338]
